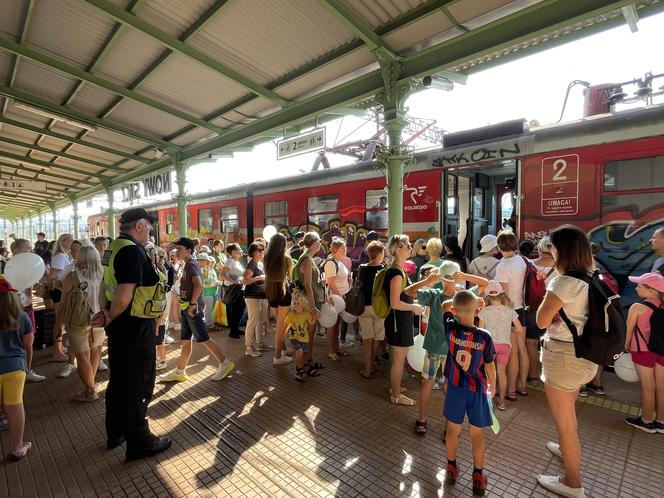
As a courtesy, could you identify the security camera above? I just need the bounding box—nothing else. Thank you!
[422,75,454,92]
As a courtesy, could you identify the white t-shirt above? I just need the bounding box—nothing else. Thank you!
[495,255,527,309]
[478,305,518,345]
[545,274,589,342]
[468,256,500,280]
[325,258,350,296]
[223,258,244,286]
[51,253,72,281]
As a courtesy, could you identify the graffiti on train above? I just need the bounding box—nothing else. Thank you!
[277,220,376,260]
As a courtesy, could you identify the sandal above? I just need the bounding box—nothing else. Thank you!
[335,350,349,357]
[516,388,528,396]
[306,361,325,370]
[506,393,517,402]
[390,394,415,406]
[306,365,321,377]
[415,419,428,434]
[359,370,372,379]
[9,442,32,462]
[495,399,507,411]
[327,353,340,362]
[388,387,407,395]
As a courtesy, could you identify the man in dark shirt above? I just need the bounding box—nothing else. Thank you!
[94,208,171,461]
[289,231,305,261]
[33,232,49,257]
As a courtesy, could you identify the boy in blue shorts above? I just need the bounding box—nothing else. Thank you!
[442,290,496,496]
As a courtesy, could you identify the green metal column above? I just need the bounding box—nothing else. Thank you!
[175,159,188,238]
[70,196,79,239]
[38,212,43,234]
[385,119,408,236]
[28,215,33,241]
[106,186,115,239]
[19,217,25,239]
[51,205,58,239]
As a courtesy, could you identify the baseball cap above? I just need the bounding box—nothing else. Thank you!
[479,234,498,253]
[173,237,195,252]
[485,280,503,296]
[119,208,157,225]
[366,230,380,241]
[0,275,18,293]
[438,260,461,282]
[196,253,213,262]
[628,272,664,293]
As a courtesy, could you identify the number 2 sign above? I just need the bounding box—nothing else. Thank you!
[541,154,579,216]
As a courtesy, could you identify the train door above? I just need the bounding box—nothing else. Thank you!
[147,210,159,244]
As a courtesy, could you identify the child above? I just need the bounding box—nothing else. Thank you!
[285,290,318,381]
[442,290,496,496]
[478,281,523,410]
[624,272,664,433]
[413,261,488,435]
[0,275,34,461]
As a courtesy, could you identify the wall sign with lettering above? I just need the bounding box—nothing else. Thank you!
[541,154,579,216]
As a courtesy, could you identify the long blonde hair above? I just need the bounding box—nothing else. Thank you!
[486,291,513,308]
[53,233,73,256]
[75,245,103,281]
[0,291,23,330]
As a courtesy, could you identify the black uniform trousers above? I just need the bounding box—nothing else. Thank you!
[105,315,156,445]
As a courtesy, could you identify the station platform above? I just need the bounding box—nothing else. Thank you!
[1,330,662,498]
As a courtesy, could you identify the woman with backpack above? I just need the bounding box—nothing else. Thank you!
[56,245,104,402]
[623,272,664,433]
[291,232,324,373]
[48,234,73,363]
[535,225,598,498]
[324,238,351,361]
[264,233,294,366]
[468,234,500,280]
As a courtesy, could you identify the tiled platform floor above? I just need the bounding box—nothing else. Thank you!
[1,329,662,498]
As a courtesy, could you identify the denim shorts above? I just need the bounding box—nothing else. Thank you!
[422,353,446,381]
[290,339,309,353]
[180,310,210,342]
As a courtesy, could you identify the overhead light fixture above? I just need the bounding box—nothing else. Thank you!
[13,100,98,132]
[208,152,234,160]
[152,146,165,159]
[422,75,454,92]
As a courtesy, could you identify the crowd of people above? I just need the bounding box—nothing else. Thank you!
[1,213,663,498]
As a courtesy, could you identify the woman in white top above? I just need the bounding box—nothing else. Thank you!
[324,238,350,361]
[220,243,246,339]
[57,245,105,402]
[48,234,73,360]
[495,230,529,399]
[535,225,597,498]
[468,234,500,280]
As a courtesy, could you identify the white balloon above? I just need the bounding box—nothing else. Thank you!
[329,294,346,314]
[4,253,45,291]
[341,310,357,324]
[614,353,639,383]
[319,303,338,328]
[407,333,426,372]
[262,225,278,241]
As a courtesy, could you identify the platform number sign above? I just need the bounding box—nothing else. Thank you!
[541,154,579,216]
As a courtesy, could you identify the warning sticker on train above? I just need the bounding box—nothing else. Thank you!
[277,128,326,160]
[541,154,579,216]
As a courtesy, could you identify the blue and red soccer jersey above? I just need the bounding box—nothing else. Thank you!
[443,312,496,393]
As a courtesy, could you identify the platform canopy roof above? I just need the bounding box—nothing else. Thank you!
[1,0,662,218]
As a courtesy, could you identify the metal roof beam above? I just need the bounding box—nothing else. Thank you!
[0,115,151,163]
[0,164,84,190]
[0,196,39,207]
[0,84,175,149]
[0,135,129,172]
[84,0,290,108]
[0,152,101,184]
[0,37,226,135]
[318,0,399,61]
[97,0,231,124]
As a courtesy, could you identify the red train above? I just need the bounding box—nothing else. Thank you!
[89,104,664,299]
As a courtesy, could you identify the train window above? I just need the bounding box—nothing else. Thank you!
[365,190,388,229]
[166,213,174,234]
[199,209,213,235]
[265,201,288,227]
[221,206,239,233]
[447,175,457,215]
[473,188,485,218]
[604,155,664,191]
[308,195,338,228]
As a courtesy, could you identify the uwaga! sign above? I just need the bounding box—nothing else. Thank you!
[121,172,172,202]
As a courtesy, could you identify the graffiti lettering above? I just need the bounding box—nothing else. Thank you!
[432,142,521,167]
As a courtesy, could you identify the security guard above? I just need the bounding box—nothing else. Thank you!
[94,207,171,461]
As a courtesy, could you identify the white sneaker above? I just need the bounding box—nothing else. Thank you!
[273,353,293,365]
[537,475,585,498]
[245,348,262,357]
[156,359,168,371]
[210,361,235,381]
[164,334,175,345]
[547,441,562,458]
[58,363,77,378]
[97,360,108,371]
[26,370,46,382]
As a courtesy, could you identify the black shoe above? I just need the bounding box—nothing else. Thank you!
[229,332,241,339]
[107,436,125,450]
[125,435,172,461]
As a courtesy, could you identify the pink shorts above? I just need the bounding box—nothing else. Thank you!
[494,343,511,366]
[631,351,664,368]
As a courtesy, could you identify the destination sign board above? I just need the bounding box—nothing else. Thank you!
[277,128,326,160]
[0,180,47,191]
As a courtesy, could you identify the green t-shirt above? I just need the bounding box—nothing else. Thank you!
[418,284,479,355]
[203,268,218,297]
[418,259,444,288]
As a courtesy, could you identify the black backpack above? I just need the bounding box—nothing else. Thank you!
[635,301,664,355]
[558,271,625,365]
